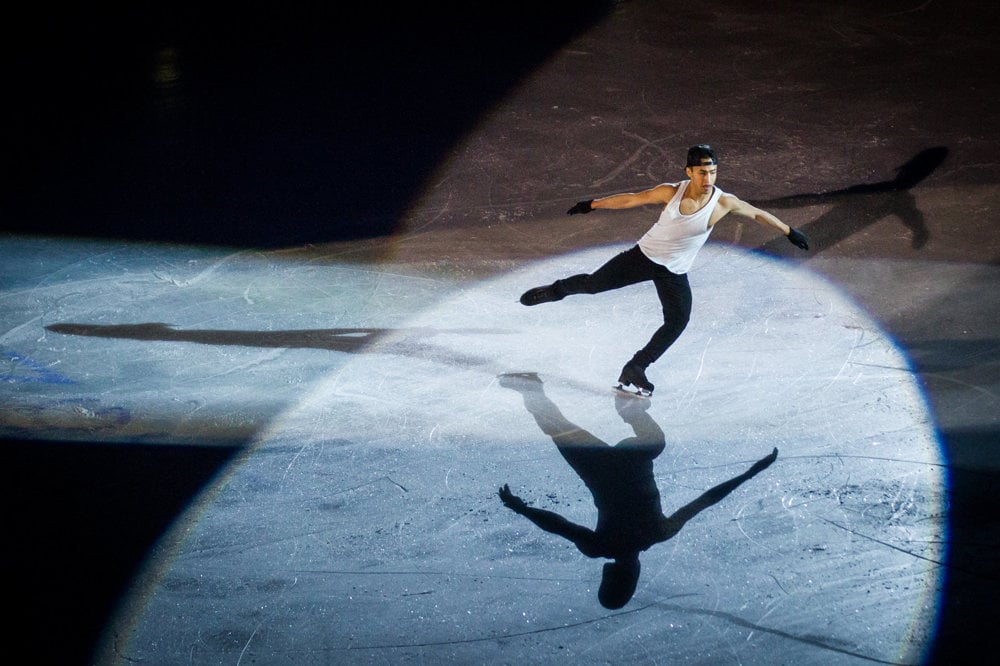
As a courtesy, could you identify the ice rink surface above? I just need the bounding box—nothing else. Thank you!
[3,1,998,664]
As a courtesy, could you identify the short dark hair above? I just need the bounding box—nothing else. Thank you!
[686,144,717,167]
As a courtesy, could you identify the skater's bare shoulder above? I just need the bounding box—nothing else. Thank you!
[715,193,750,212]
[647,183,679,202]
[713,193,791,234]
[593,183,676,210]
[634,183,677,205]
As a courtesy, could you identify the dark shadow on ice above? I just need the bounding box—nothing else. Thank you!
[904,337,1000,375]
[496,372,777,609]
[752,146,948,256]
[46,322,511,367]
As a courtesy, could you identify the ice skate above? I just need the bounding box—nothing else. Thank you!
[615,362,654,398]
[519,283,565,306]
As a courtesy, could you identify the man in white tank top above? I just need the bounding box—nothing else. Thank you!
[519,144,809,396]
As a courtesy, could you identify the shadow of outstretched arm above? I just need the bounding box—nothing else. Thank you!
[498,483,595,545]
[751,147,946,255]
[664,447,778,529]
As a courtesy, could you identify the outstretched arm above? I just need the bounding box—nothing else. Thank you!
[720,194,789,233]
[567,184,677,215]
[718,195,809,250]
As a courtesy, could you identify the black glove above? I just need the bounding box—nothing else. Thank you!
[787,228,809,250]
[567,200,594,215]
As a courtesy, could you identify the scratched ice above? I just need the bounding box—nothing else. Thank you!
[106,244,944,665]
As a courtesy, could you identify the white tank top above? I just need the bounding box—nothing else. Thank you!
[637,180,724,274]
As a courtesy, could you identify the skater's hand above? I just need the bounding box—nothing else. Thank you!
[499,484,527,510]
[567,200,594,215]
[787,228,809,250]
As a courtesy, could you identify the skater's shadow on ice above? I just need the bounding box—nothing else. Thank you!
[46,322,512,367]
[751,146,947,256]
[496,372,777,609]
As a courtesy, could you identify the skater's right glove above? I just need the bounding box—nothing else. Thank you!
[787,228,809,250]
[567,200,594,215]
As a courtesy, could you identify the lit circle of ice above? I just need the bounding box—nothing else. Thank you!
[108,244,944,665]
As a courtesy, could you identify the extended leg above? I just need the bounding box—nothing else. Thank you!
[519,246,653,306]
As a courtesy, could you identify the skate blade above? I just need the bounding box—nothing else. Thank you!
[614,384,652,399]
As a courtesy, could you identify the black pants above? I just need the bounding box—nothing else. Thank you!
[554,245,692,368]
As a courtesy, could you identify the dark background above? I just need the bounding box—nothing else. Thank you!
[2,3,609,247]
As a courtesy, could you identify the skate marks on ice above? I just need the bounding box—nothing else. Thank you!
[495,372,941,664]
[104,245,944,665]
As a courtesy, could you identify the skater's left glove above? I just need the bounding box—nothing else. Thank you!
[499,484,527,511]
[787,228,809,250]
[567,200,594,215]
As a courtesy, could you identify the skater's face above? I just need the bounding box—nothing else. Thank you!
[686,162,717,193]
